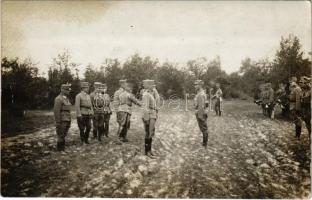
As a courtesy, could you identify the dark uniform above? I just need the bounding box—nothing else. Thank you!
[299,76,311,140]
[90,82,102,139]
[289,81,302,139]
[142,80,158,158]
[53,84,72,151]
[117,83,141,142]
[75,82,94,144]
[194,80,209,147]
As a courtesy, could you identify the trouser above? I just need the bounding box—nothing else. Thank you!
[77,115,92,143]
[301,105,311,140]
[291,109,303,138]
[117,112,131,139]
[143,118,156,154]
[93,113,105,140]
[103,114,111,137]
[215,99,221,116]
[196,114,208,146]
[56,121,71,150]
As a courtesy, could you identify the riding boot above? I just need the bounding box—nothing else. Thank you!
[61,141,65,151]
[144,138,149,155]
[80,131,84,143]
[93,129,97,139]
[56,142,62,151]
[150,138,157,156]
[85,131,90,144]
[295,125,302,139]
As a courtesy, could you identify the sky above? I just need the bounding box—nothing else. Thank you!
[2,1,311,76]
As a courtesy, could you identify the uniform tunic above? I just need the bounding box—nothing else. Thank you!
[142,90,157,138]
[75,91,93,116]
[53,94,72,143]
[194,88,208,145]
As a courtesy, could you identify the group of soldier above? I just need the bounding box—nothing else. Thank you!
[256,76,311,140]
[53,79,161,158]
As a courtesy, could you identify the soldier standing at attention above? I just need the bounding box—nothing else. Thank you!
[117,81,142,142]
[289,79,302,139]
[142,80,158,158]
[299,76,311,140]
[53,84,72,151]
[90,82,102,139]
[75,82,94,144]
[101,83,112,138]
[113,80,127,137]
[213,83,223,116]
[194,80,209,148]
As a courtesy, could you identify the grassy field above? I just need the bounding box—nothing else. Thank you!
[1,100,310,198]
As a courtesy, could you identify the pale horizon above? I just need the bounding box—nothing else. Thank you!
[2,1,311,76]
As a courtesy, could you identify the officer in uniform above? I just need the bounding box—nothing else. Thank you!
[213,83,223,116]
[117,81,142,142]
[113,80,127,137]
[53,84,72,151]
[289,79,302,139]
[75,82,94,144]
[101,83,112,138]
[142,80,158,158]
[194,80,209,148]
[299,76,311,140]
[90,82,102,139]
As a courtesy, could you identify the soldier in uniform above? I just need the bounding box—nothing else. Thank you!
[194,80,209,148]
[289,79,302,139]
[299,76,311,140]
[142,80,158,158]
[75,82,94,144]
[101,83,112,138]
[213,83,223,116]
[53,84,72,151]
[90,82,102,139]
[152,82,161,112]
[117,81,142,142]
[113,80,127,137]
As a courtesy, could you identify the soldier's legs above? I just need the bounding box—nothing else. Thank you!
[143,120,150,155]
[116,112,124,138]
[122,114,130,142]
[56,122,70,151]
[92,115,98,139]
[302,112,311,140]
[149,118,156,155]
[292,111,302,139]
[103,114,110,137]
[77,117,86,143]
[196,116,208,147]
[84,115,92,143]
[97,114,105,141]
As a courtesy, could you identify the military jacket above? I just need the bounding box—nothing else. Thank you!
[113,88,124,111]
[152,88,161,110]
[289,86,302,111]
[54,94,72,123]
[118,90,141,114]
[75,91,93,116]
[91,92,111,114]
[142,90,157,120]
[194,89,208,119]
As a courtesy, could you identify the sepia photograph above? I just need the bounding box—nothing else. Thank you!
[1,0,311,198]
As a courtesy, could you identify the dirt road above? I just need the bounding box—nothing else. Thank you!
[1,100,310,198]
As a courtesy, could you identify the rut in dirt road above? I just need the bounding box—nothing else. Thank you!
[1,101,310,198]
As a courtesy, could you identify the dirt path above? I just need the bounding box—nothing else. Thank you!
[1,100,310,198]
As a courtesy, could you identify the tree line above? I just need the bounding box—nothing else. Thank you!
[2,34,311,118]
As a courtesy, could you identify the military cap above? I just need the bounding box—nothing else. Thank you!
[299,76,310,83]
[289,76,297,83]
[194,80,204,85]
[101,83,107,88]
[94,82,102,89]
[143,79,154,87]
[80,82,90,88]
[119,79,127,85]
[61,83,71,91]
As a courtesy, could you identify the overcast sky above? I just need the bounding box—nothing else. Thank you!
[2,1,311,76]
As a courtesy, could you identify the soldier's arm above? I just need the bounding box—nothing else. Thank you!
[295,89,301,111]
[53,97,62,125]
[130,94,142,106]
[75,94,82,117]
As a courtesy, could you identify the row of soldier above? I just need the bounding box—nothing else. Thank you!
[255,76,311,140]
[53,79,216,156]
[54,79,161,158]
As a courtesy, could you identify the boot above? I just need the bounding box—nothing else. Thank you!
[80,132,84,143]
[150,138,157,157]
[146,139,156,159]
[56,142,62,151]
[295,126,302,139]
[93,129,97,139]
[61,141,65,151]
[203,133,208,148]
[144,138,149,155]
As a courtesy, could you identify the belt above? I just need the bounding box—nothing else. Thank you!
[80,105,91,109]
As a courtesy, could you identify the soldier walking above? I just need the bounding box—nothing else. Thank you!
[53,84,72,151]
[117,81,142,142]
[289,79,302,139]
[75,82,94,144]
[194,80,209,148]
[298,76,311,140]
[142,80,158,158]
[90,82,102,139]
